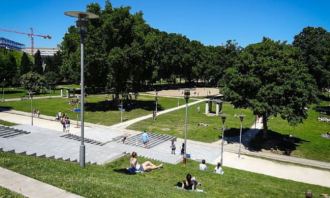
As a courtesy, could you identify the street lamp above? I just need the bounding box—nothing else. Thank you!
[64,11,99,168]
[183,89,190,164]
[238,114,245,158]
[28,90,34,126]
[220,114,227,165]
[155,90,158,118]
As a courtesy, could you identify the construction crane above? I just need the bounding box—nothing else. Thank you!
[0,27,51,55]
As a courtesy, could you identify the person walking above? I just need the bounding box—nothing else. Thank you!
[171,139,176,154]
[141,131,150,148]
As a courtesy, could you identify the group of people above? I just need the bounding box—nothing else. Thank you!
[55,112,71,133]
[199,159,224,175]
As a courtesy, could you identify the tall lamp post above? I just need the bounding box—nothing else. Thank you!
[238,114,245,158]
[183,89,190,164]
[64,11,99,168]
[220,114,226,165]
[28,90,34,126]
[155,90,158,117]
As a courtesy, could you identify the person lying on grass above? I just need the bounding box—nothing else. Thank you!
[176,173,202,191]
[129,151,163,173]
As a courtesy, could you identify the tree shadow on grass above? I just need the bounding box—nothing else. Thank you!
[314,105,330,115]
[248,130,309,155]
[0,107,13,112]
[85,100,164,112]
[224,128,258,147]
[3,90,24,94]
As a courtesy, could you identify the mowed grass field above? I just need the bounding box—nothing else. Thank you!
[266,100,330,162]
[0,186,24,198]
[2,87,60,99]
[0,152,329,198]
[0,95,186,126]
[129,102,255,142]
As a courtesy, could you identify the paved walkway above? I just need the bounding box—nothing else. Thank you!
[1,109,330,188]
[110,99,207,129]
[0,167,82,198]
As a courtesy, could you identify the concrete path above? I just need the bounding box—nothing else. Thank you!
[1,109,330,189]
[0,167,83,198]
[110,99,207,129]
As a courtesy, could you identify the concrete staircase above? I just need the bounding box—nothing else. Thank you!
[120,132,175,148]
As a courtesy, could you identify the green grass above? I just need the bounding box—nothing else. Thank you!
[129,102,255,142]
[0,186,24,198]
[0,95,186,126]
[265,101,330,162]
[0,119,17,126]
[56,84,80,89]
[1,87,60,99]
[0,151,329,198]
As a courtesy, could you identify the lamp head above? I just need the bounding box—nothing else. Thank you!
[239,114,245,122]
[220,114,227,124]
[184,89,190,101]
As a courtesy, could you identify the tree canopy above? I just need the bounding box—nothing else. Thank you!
[223,38,318,132]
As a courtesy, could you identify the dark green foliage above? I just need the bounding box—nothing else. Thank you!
[223,38,318,132]
[32,50,43,74]
[20,52,32,75]
[293,27,330,90]
[20,72,45,93]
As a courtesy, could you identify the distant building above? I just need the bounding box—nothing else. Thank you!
[22,47,59,57]
[0,37,25,50]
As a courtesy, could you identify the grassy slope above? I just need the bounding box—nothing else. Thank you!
[0,186,24,198]
[129,102,255,142]
[0,152,329,198]
[0,119,16,126]
[267,101,330,162]
[0,95,185,126]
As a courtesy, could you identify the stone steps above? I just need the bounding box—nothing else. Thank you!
[121,132,175,148]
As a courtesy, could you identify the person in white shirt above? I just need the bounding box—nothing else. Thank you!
[214,162,224,175]
[199,159,207,171]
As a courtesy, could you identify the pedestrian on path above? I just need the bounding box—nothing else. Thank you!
[141,131,150,148]
[171,139,176,154]
[180,143,185,155]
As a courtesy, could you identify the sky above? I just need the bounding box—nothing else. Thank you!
[0,0,329,48]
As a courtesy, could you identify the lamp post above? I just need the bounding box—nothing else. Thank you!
[155,90,158,118]
[65,11,99,168]
[28,90,34,126]
[238,114,245,158]
[220,114,226,165]
[183,89,190,164]
[1,78,5,102]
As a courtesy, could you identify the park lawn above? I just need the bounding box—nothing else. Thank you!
[0,95,186,126]
[0,119,17,126]
[2,87,60,99]
[0,186,24,198]
[129,102,255,143]
[0,152,329,198]
[266,101,330,162]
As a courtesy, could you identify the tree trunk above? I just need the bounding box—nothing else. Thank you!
[262,114,268,138]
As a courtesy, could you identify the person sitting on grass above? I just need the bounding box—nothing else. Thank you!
[128,152,163,173]
[214,162,224,175]
[199,159,207,171]
[176,173,202,191]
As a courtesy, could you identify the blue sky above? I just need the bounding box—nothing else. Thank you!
[0,0,329,48]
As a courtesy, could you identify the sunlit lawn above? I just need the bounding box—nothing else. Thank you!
[129,102,255,142]
[0,186,24,198]
[0,95,186,126]
[2,87,60,99]
[0,151,329,198]
[265,100,330,162]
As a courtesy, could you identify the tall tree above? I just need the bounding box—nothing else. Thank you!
[293,27,330,90]
[223,38,318,134]
[20,52,32,75]
[32,50,43,74]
